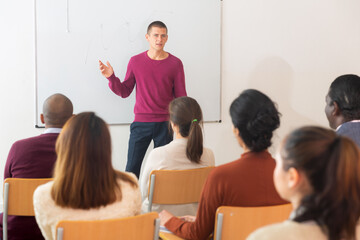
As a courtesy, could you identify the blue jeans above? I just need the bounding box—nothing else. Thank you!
[126,121,173,178]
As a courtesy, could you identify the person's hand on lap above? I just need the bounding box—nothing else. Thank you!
[180,215,196,222]
[159,210,175,226]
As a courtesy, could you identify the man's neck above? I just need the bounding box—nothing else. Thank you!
[147,49,168,60]
[333,116,346,130]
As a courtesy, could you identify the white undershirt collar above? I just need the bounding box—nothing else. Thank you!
[42,128,62,134]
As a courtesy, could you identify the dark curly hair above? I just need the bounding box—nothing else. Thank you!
[230,89,280,152]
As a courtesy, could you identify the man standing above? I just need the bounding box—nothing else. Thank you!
[0,93,73,240]
[99,21,187,178]
[325,74,360,146]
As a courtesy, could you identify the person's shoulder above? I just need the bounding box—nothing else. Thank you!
[206,161,229,180]
[131,51,148,61]
[203,146,214,155]
[247,221,302,240]
[247,221,289,240]
[166,53,183,65]
[247,221,325,240]
[10,134,58,157]
[205,158,245,183]
[214,158,239,172]
[12,134,43,146]
[201,147,215,166]
[14,133,58,145]
[115,172,141,206]
[119,171,138,183]
[148,143,169,161]
[33,181,54,206]
[338,121,360,133]
[34,181,53,195]
[167,52,181,60]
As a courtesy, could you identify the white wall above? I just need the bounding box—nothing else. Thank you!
[1,0,360,203]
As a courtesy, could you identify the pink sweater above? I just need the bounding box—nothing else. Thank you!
[107,51,187,122]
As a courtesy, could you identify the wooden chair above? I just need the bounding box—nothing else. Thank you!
[147,166,214,212]
[213,204,293,240]
[159,231,185,240]
[2,178,53,240]
[56,212,160,240]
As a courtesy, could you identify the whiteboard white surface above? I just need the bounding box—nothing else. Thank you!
[35,0,221,126]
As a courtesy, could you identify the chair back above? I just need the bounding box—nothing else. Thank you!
[56,212,160,240]
[214,204,293,240]
[147,167,214,212]
[2,178,53,240]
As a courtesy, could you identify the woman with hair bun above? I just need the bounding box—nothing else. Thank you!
[140,96,215,215]
[248,126,360,240]
[159,89,287,240]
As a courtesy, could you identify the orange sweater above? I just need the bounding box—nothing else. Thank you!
[165,151,287,240]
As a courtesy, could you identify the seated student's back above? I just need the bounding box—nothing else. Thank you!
[140,96,215,215]
[325,74,360,146]
[160,89,287,240]
[33,112,141,240]
[248,126,360,240]
[0,93,73,240]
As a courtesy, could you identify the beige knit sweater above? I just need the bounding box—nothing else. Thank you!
[33,172,141,240]
[247,220,360,240]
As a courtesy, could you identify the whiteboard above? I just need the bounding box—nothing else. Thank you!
[35,0,221,126]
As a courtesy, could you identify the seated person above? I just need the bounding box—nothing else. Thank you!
[0,93,73,240]
[139,96,215,215]
[325,74,360,146]
[33,112,141,240]
[159,89,287,240]
[247,126,360,240]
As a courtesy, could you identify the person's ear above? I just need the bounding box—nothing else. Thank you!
[145,33,150,41]
[232,126,239,136]
[332,101,341,116]
[40,114,45,124]
[287,167,301,189]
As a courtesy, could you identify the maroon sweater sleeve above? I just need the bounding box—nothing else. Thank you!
[165,169,221,240]
[107,58,136,98]
[173,60,187,98]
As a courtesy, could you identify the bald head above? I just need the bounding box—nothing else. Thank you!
[42,93,73,128]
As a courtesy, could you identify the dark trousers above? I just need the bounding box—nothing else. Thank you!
[126,121,173,178]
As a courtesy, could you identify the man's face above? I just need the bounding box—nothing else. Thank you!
[325,93,336,129]
[146,27,168,51]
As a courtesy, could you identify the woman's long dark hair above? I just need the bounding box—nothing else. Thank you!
[282,126,360,240]
[169,97,203,163]
[52,112,137,209]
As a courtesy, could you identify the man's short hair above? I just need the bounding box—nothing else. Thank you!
[147,21,167,34]
[329,74,360,121]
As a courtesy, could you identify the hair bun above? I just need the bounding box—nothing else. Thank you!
[230,89,281,152]
[245,108,280,151]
